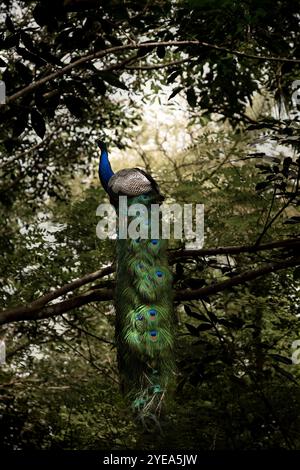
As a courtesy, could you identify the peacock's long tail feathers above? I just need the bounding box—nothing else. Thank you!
[115,194,175,423]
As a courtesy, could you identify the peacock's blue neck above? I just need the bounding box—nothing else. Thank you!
[99,149,114,190]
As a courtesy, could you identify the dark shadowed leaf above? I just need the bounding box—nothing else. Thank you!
[15,62,32,83]
[206,311,218,323]
[184,305,208,322]
[20,31,36,52]
[185,278,206,289]
[94,36,106,52]
[168,86,183,100]
[91,76,107,95]
[197,323,214,332]
[255,181,270,191]
[175,263,184,277]
[269,354,292,365]
[99,71,128,90]
[293,266,300,280]
[167,70,180,84]
[64,95,86,118]
[186,87,197,107]
[137,42,155,57]
[16,46,46,66]
[12,112,28,137]
[273,364,297,384]
[157,45,166,58]
[31,109,46,138]
[283,216,300,224]
[185,323,199,337]
[5,16,15,33]
[201,296,211,304]
[4,33,20,49]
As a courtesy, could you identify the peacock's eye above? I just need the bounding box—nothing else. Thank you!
[151,240,158,245]
[156,271,163,278]
[150,330,157,337]
[149,309,157,316]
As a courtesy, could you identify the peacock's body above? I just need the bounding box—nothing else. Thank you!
[97,141,175,423]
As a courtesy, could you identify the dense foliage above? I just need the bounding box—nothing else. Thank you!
[0,0,300,450]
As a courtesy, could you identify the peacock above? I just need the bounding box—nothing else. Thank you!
[97,140,175,426]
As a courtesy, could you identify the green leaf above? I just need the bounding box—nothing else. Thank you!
[31,109,45,138]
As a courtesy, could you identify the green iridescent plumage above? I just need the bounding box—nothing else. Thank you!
[115,194,175,421]
[97,141,175,424]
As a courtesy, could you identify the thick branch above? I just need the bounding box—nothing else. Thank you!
[0,265,114,325]
[0,132,54,170]
[169,237,300,263]
[0,238,300,324]
[175,256,300,301]
[0,288,114,325]
[30,264,114,307]
[1,237,299,325]
[5,40,300,105]
[0,255,299,325]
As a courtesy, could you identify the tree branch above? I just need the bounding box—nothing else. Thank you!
[175,256,300,301]
[0,132,55,170]
[0,265,114,325]
[1,237,299,325]
[169,237,300,262]
[5,40,300,105]
[124,58,191,70]
[0,253,299,326]
[0,287,114,325]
